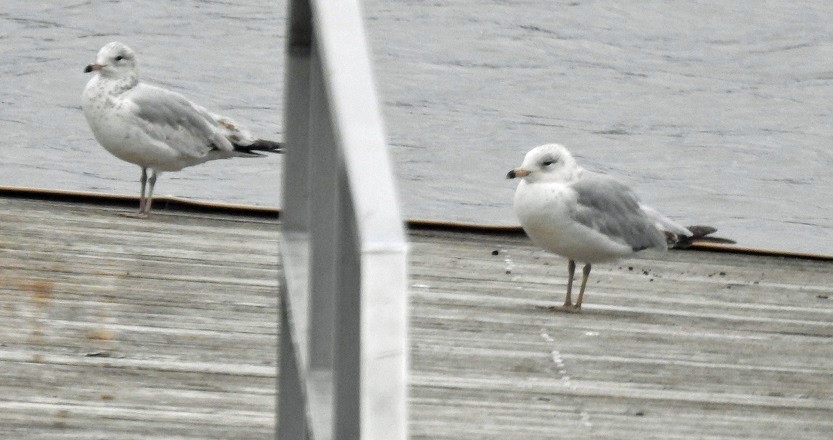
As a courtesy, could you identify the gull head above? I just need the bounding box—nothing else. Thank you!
[84,42,137,78]
[506,143,580,183]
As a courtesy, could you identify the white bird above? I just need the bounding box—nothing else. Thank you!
[81,41,282,218]
[507,143,718,312]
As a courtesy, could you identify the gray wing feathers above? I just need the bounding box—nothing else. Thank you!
[639,203,692,237]
[570,173,667,252]
[127,85,231,158]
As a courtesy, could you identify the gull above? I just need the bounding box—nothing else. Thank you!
[507,143,720,312]
[81,41,282,218]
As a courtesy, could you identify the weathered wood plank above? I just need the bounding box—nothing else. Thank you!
[406,229,833,440]
[0,197,831,439]
[0,198,280,439]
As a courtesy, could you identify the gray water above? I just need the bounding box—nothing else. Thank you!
[2,1,833,255]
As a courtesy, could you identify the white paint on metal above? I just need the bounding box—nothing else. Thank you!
[277,0,409,439]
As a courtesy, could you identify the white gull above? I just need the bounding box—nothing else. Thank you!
[508,143,717,312]
[81,41,282,218]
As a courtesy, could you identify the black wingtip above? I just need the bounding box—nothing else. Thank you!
[668,225,736,249]
[686,225,718,239]
[252,139,284,152]
[233,139,283,154]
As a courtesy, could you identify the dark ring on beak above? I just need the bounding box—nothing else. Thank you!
[507,168,530,179]
[84,64,104,73]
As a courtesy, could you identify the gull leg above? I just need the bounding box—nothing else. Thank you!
[138,167,148,212]
[564,259,576,307]
[122,168,150,219]
[141,170,158,216]
[548,259,581,313]
[574,263,592,310]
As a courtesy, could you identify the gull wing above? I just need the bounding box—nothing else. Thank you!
[569,172,667,252]
[124,84,232,159]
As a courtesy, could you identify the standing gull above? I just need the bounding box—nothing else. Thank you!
[81,41,282,218]
[507,143,719,312]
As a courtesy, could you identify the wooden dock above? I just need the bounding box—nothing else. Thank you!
[1,196,831,439]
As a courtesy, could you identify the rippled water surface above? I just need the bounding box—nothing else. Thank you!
[2,1,832,254]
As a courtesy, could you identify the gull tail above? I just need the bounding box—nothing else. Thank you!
[232,139,284,157]
[639,204,735,248]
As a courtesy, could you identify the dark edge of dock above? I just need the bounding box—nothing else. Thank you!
[2,186,830,260]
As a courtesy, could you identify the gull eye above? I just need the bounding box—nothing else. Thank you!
[541,158,557,167]
[115,55,124,61]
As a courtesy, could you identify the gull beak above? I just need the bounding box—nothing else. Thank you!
[84,63,104,73]
[506,168,530,179]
